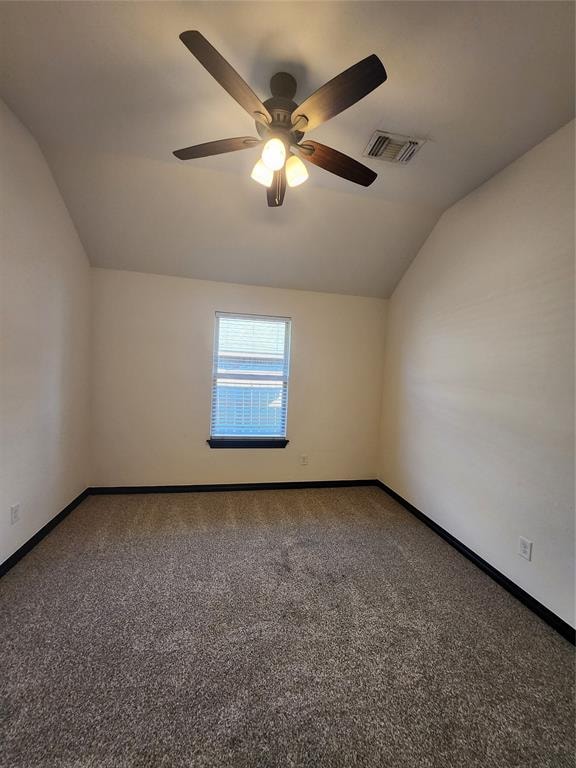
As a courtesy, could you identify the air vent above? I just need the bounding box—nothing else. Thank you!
[363,131,425,163]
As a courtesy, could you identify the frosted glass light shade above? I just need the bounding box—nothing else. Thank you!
[261,138,286,171]
[250,159,274,187]
[285,155,309,187]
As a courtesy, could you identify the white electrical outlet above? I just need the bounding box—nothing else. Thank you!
[10,504,20,525]
[518,536,533,561]
[299,454,309,466]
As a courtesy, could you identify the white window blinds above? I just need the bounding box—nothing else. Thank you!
[210,313,291,438]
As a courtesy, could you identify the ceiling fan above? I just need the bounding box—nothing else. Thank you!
[173,31,387,207]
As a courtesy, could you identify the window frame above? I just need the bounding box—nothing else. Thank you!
[207,312,291,449]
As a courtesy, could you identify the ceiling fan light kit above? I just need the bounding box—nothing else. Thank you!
[260,137,287,171]
[250,158,273,188]
[285,155,309,187]
[173,31,387,207]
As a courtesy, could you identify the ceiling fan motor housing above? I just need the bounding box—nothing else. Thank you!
[255,73,305,143]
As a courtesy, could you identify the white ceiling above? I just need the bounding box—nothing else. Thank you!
[0,1,574,297]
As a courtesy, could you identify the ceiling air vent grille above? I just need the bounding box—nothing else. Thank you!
[363,131,425,163]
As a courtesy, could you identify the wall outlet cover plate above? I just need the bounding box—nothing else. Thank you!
[518,536,533,561]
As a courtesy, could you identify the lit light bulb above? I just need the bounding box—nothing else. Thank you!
[285,155,309,188]
[261,138,286,171]
[250,159,273,188]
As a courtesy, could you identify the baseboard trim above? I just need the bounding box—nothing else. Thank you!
[374,480,575,645]
[0,489,90,579]
[2,479,573,644]
[88,479,376,495]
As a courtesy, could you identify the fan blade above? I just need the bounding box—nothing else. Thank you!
[292,55,386,132]
[299,141,377,186]
[267,170,286,207]
[180,31,272,126]
[173,137,260,160]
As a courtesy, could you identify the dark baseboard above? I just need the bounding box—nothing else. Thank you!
[0,488,90,579]
[2,479,573,645]
[88,479,375,495]
[374,480,575,645]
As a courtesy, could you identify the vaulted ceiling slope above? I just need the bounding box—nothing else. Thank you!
[0,1,574,297]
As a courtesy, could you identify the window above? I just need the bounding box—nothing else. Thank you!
[208,313,291,448]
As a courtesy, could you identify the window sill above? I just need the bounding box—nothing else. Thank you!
[207,438,289,449]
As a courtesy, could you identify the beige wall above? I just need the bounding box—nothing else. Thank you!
[91,269,386,486]
[379,121,575,625]
[0,100,91,564]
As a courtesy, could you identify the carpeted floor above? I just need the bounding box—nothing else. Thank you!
[0,487,574,768]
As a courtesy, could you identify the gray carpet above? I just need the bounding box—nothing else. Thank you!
[0,487,574,768]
